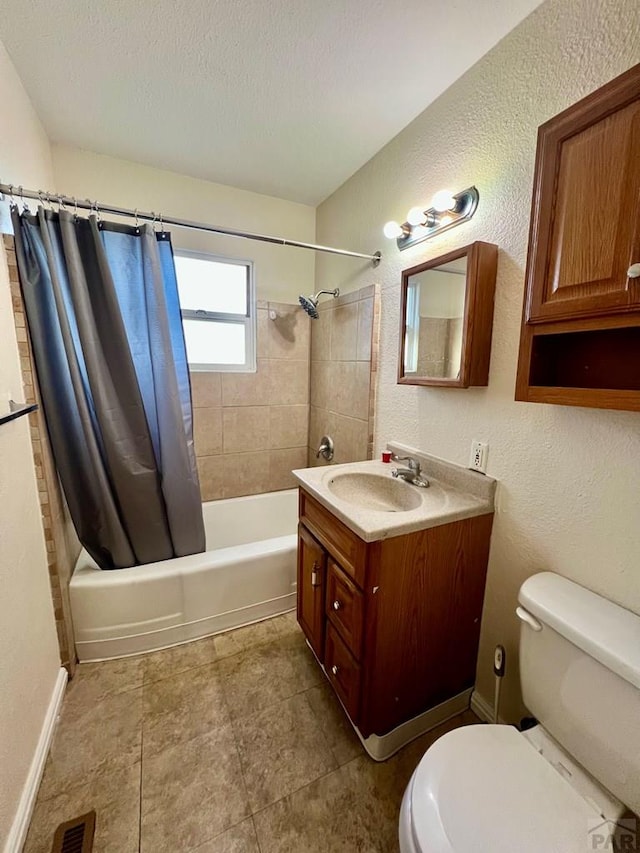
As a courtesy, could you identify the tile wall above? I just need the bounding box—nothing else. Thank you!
[193,300,310,500]
[308,284,380,466]
[4,235,80,674]
[416,316,463,379]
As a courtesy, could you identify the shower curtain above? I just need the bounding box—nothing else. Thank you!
[12,206,205,569]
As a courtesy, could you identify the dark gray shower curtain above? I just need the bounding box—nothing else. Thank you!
[12,206,205,569]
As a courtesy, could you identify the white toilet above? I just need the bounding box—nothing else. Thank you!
[399,571,640,852]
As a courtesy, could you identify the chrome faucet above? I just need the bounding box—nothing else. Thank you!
[316,435,334,462]
[391,454,430,488]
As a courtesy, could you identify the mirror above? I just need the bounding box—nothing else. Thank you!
[404,256,467,381]
[398,242,498,388]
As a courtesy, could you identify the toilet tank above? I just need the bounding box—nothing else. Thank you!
[518,572,640,814]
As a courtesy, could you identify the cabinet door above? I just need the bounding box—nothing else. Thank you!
[325,623,361,723]
[526,85,640,323]
[296,524,327,659]
[326,560,364,659]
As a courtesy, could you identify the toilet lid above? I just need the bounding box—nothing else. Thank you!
[410,725,601,853]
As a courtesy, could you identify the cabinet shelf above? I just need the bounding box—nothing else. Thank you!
[528,325,640,390]
[522,386,640,412]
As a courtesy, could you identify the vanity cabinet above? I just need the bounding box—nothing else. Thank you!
[516,63,640,411]
[296,488,493,740]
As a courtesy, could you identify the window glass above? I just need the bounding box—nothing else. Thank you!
[182,319,246,366]
[174,255,247,314]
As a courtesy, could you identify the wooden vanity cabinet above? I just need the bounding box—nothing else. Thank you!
[296,489,493,739]
[516,63,640,411]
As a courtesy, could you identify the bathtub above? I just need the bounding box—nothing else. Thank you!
[70,489,299,661]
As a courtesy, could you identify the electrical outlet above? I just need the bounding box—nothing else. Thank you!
[469,440,489,473]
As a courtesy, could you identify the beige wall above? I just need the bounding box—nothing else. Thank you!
[194,300,310,499]
[0,41,61,847]
[315,0,640,723]
[309,286,379,466]
[0,42,53,233]
[51,145,316,304]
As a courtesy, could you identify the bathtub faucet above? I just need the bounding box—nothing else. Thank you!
[316,435,334,462]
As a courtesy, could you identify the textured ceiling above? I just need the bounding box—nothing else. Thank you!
[0,0,543,205]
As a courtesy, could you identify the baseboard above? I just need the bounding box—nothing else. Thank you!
[358,689,473,761]
[470,688,507,724]
[4,667,67,853]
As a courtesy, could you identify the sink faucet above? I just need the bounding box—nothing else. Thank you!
[390,454,429,488]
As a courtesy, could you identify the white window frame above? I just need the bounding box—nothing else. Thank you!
[175,249,256,373]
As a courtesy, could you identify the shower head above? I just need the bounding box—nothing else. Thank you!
[298,288,340,319]
[298,294,319,319]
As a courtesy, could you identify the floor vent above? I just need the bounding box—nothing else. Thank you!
[51,810,96,853]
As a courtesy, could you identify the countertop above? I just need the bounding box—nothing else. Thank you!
[292,442,496,543]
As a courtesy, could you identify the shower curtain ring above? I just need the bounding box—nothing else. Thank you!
[73,197,79,220]
[8,185,16,208]
[159,212,165,237]
[18,186,29,212]
[134,208,140,234]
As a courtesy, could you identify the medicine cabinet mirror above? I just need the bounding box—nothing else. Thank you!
[398,241,498,388]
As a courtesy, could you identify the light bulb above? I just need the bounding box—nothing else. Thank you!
[431,189,456,213]
[406,207,426,227]
[383,220,403,239]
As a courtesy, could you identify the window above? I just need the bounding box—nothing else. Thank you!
[404,279,419,373]
[174,251,255,372]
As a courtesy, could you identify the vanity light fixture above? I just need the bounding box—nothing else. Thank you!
[384,186,479,251]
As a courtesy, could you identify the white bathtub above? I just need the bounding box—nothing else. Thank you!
[70,489,299,661]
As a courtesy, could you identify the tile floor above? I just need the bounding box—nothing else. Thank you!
[24,612,478,852]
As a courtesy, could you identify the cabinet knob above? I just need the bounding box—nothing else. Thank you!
[331,664,339,676]
[628,263,640,279]
[332,600,342,611]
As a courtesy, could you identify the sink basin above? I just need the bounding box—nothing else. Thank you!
[325,472,424,513]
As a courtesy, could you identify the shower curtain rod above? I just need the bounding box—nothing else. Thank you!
[0,182,382,266]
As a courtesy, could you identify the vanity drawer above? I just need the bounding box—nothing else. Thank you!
[299,490,367,587]
[326,561,364,658]
[325,623,361,722]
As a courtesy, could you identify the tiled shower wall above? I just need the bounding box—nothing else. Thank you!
[4,235,80,674]
[193,300,310,500]
[417,316,463,378]
[308,284,379,466]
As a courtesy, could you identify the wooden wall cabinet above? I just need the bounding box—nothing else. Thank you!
[296,489,493,740]
[516,63,640,411]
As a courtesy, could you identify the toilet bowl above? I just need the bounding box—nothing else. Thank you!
[399,572,640,853]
